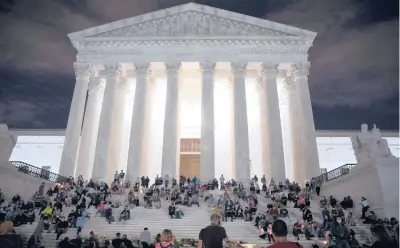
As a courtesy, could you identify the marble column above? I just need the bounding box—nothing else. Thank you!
[126,63,151,181]
[260,62,286,183]
[231,62,251,183]
[75,76,105,179]
[92,64,121,183]
[161,62,181,179]
[200,62,216,181]
[107,76,129,183]
[59,63,91,177]
[288,61,320,184]
[258,79,270,180]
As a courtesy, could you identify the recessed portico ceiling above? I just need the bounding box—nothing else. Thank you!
[68,2,317,42]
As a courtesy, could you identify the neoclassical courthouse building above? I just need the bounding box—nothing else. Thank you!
[10,3,399,184]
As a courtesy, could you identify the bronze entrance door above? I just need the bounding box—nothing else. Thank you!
[179,154,200,179]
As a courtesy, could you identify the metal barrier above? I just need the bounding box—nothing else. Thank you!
[10,161,69,183]
[315,163,357,183]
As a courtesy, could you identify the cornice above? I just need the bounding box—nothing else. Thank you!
[75,39,310,52]
[10,129,399,138]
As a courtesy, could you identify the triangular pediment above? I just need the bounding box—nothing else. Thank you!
[68,3,316,40]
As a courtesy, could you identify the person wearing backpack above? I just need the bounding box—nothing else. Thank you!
[155,229,177,248]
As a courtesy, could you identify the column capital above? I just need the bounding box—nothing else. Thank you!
[74,63,92,78]
[133,63,151,76]
[88,76,105,93]
[282,72,296,92]
[199,62,216,75]
[103,63,122,77]
[230,62,248,75]
[165,62,181,75]
[291,61,310,77]
[260,62,279,77]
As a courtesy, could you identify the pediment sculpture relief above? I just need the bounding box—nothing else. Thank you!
[0,123,17,162]
[350,124,394,164]
[90,11,293,38]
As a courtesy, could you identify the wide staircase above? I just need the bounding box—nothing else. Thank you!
[40,192,267,248]
[8,163,372,247]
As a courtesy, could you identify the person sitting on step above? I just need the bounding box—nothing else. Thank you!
[174,206,184,219]
[119,207,130,222]
[279,208,289,218]
[168,203,176,219]
[183,195,190,207]
[191,193,200,207]
[340,196,354,210]
[364,211,377,224]
[320,196,328,208]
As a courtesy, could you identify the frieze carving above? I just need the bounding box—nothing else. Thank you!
[199,62,216,75]
[291,61,310,77]
[73,63,92,78]
[90,11,293,38]
[81,40,310,51]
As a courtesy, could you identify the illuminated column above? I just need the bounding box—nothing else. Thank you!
[107,76,129,183]
[126,63,151,181]
[59,63,91,177]
[200,62,216,181]
[161,62,181,179]
[278,69,294,181]
[231,62,251,183]
[75,76,104,179]
[288,61,320,184]
[260,62,286,183]
[92,64,121,183]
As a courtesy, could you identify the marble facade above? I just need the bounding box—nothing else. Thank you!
[59,3,321,183]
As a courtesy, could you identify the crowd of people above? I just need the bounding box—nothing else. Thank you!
[0,171,398,248]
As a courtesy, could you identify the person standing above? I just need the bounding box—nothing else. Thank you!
[140,227,151,248]
[269,219,303,248]
[198,212,228,248]
[315,178,321,196]
[360,197,370,219]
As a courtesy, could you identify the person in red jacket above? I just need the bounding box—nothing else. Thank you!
[269,219,303,248]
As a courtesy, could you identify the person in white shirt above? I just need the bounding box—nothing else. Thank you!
[140,227,151,248]
[360,197,370,219]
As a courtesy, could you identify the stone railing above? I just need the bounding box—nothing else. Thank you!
[10,161,69,183]
[315,163,357,183]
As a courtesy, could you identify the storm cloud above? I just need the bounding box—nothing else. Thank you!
[0,0,398,129]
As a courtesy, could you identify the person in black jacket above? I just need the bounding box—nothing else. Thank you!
[56,217,69,240]
[369,224,398,248]
[112,232,123,248]
[169,203,176,218]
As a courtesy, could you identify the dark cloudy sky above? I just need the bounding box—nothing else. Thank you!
[0,0,398,130]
